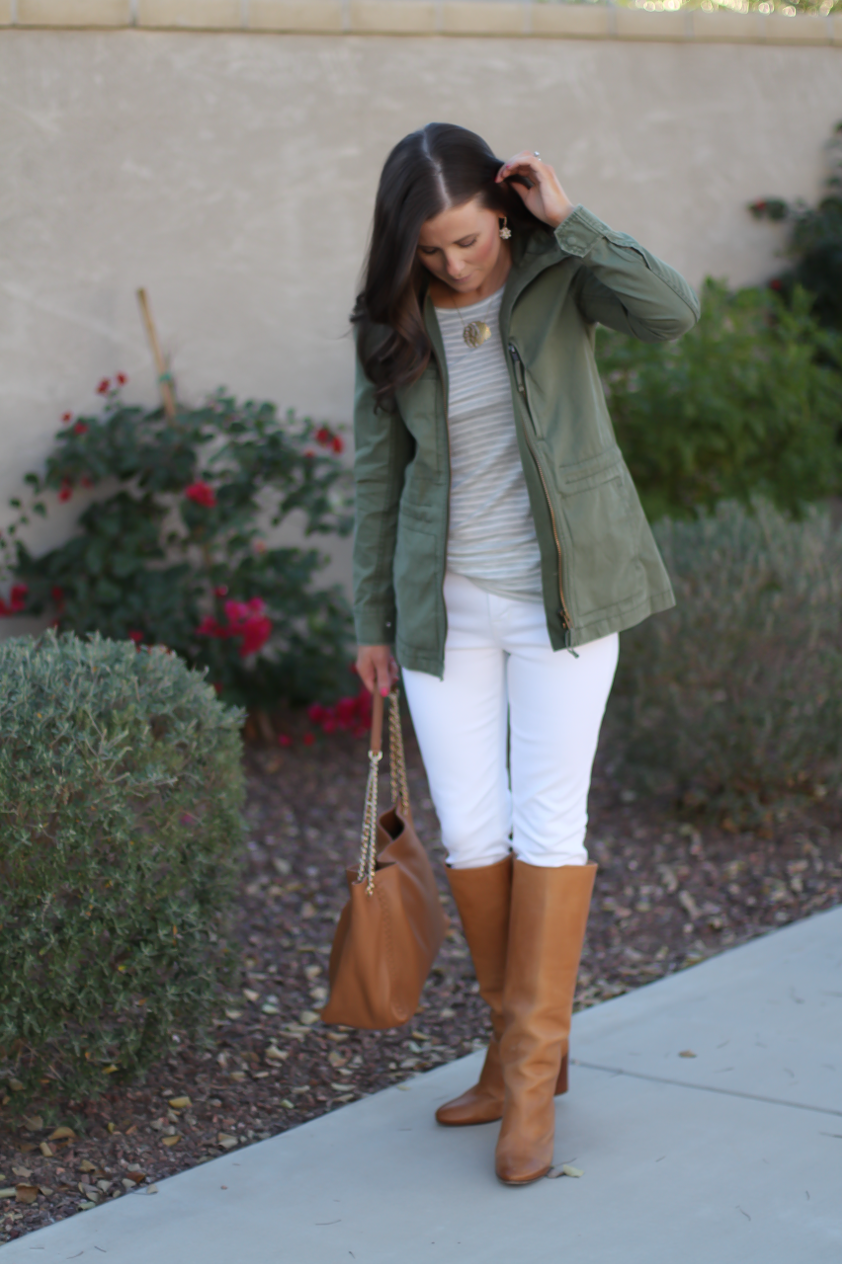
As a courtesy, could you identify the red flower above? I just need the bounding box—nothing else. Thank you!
[239,615,271,657]
[331,435,344,455]
[0,583,29,615]
[315,427,332,447]
[51,586,66,612]
[196,614,226,638]
[128,630,144,646]
[196,596,272,657]
[213,682,223,694]
[58,483,72,503]
[73,421,88,436]
[214,584,228,598]
[752,200,767,213]
[306,685,373,737]
[116,372,128,386]
[769,278,783,291]
[302,732,316,746]
[61,412,73,424]
[184,481,217,508]
[97,378,110,395]
[277,734,293,747]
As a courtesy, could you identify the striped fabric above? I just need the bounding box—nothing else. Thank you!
[437,286,543,602]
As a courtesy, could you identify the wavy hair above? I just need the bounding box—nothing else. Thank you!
[352,123,546,410]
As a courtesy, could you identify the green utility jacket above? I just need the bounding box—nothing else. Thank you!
[353,205,700,677]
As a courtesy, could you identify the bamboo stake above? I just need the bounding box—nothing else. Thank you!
[136,288,177,420]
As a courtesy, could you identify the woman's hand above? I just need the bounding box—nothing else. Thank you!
[356,644,400,698]
[496,151,574,230]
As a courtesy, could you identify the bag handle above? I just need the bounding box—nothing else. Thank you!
[356,687,411,895]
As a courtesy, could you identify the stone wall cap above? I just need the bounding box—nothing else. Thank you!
[1,0,839,46]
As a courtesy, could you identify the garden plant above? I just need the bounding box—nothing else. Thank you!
[0,381,354,711]
[0,631,246,1110]
[608,499,842,818]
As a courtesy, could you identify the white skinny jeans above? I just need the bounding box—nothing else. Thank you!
[402,572,619,870]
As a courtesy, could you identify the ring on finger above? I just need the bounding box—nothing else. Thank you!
[533,150,541,159]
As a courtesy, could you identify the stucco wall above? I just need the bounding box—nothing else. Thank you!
[1,24,841,607]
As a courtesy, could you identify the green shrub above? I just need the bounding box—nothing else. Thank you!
[0,381,354,710]
[598,280,842,522]
[749,120,842,332]
[0,630,245,1108]
[608,501,842,818]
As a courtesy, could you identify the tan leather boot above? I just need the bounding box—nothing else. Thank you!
[495,860,596,1184]
[436,857,569,1127]
[435,857,512,1126]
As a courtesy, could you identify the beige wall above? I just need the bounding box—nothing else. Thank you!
[1,25,841,607]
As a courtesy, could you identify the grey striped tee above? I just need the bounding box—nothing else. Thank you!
[436,286,543,603]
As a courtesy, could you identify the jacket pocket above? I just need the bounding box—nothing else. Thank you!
[558,464,646,620]
[393,519,442,653]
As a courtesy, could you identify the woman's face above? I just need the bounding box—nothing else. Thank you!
[416,197,504,295]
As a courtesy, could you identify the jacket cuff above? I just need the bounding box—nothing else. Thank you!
[353,607,396,647]
[554,205,612,259]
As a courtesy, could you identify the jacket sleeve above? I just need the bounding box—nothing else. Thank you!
[559,206,700,342]
[352,354,414,646]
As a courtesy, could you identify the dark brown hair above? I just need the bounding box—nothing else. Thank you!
[352,123,546,410]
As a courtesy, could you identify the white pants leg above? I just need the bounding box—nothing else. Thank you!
[402,572,618,870]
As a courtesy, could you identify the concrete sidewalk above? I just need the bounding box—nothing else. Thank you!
[2,908,840,1264]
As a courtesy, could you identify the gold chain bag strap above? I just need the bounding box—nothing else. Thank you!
[321,687,449,1030]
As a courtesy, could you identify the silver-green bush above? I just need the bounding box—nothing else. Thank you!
[0,631,245,1107]
[609,501,842,814]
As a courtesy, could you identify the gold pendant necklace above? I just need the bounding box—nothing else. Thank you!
[451,294,492,349]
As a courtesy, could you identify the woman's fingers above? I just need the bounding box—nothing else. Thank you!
[496,150,543,184]
[356,645,397,698]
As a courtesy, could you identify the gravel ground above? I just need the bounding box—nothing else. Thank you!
[2,725,840,1243]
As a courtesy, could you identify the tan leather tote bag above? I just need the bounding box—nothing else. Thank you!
[321,687,448,1030]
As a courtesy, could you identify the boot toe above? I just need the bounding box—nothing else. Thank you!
[435,1086,504,1127]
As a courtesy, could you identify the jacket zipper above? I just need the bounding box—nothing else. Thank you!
[430,345,452,660]
[508,342,573,636]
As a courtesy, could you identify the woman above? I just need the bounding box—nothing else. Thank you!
[351,123,698,1185]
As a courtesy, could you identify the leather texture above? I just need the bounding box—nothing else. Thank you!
[436,856,568,1126]
[321,693,449,1031]
[495,860,597,1185]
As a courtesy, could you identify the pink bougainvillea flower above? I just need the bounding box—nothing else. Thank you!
[184,481,217,508]
[97,378,111,395]
[128,630,144,646]
[307,684,373,738]
[331,435,344,455]
[277,734,293,747]
[73,421,88,436]
[196,614,226,638]
[8,584,28,613]
[239,614,272,657]
[58,483,72,503]
[61,411,73,424]
[116,372,128,386]
[197,595,271,656]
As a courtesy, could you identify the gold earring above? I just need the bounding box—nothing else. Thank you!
[499,216,512,240]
